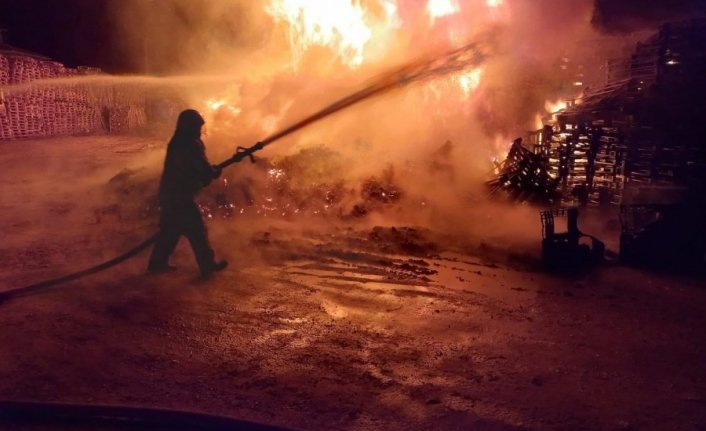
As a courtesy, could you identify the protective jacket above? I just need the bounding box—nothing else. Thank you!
[158,137,217,204]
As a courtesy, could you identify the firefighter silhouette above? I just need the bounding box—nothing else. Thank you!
[148,109,228,278]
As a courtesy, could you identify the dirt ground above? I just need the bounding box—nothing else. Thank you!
[1,136,705,431]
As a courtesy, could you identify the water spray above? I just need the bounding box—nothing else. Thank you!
[0,36,493,304]
[219,37,491,168]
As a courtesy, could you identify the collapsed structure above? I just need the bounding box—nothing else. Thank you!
[0,36,146,140]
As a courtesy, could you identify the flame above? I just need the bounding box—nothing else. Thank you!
[454,68,482,97]
[266,0,399,68]
[544,99,567,115]
[207,98,225,111]
[426,0,460,24]
[209,1,492,139]
[486,0,503,8]
[206,98,241,115]
[491,135,512,165]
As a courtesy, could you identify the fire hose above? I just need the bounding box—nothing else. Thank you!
[0,38,491,304]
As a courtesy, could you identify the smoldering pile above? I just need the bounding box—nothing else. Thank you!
[101,135,479,224]
[201,145,406,219]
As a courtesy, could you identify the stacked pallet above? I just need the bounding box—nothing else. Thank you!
[0,47,147,140]
[546,130,567,181]
[590,124,627,204]
[0,54,9,85]
[517,19,706,206]
[564,131,591,200]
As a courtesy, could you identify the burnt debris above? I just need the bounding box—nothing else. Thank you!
[487,137,561,204]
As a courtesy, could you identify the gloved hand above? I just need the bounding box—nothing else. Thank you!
[212,165,223,179]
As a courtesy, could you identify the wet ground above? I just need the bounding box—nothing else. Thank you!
[1,136,706,431]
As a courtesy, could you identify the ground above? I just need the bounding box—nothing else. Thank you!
[0,136,705,431]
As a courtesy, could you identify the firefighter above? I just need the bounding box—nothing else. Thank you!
[147,109,228,278]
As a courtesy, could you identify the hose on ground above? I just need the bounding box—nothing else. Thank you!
[0,234,159,304]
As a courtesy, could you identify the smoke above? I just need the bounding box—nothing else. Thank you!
[99,0,652,251]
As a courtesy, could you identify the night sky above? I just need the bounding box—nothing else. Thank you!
[0,0,705,73]
[0,0,131,72]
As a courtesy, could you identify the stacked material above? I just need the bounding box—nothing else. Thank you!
[591,124,627,205]
[0,48,146,140]
[492,19,706,207]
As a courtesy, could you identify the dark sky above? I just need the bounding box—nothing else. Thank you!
[1,0,705,73]
[0,0,132,72]
[592,0,706,32]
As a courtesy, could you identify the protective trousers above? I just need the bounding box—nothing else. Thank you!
[148,201,215,273]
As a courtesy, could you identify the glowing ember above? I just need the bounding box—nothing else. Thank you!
[426,0,460,24]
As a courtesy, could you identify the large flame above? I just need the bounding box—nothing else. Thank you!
[544,99,568,115]
[265,0,400,68]
[426,0,461,24]
[205,0,490,119]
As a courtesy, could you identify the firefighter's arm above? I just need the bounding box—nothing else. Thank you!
[193,145,219,186]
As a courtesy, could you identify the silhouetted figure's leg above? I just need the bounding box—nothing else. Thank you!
[148,206,182,271]
[181,202,217,275]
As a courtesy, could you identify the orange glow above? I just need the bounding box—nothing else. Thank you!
[265,0,401,68]
[544,99,567,115]
[454,68,482,97]
[426,0,460,24]
[206,98,241,115]
[209,1,497,155]
[491,135,512,164]
[207,98,225,111]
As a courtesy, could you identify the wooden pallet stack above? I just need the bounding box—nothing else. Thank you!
[512,19,706,206]
[0,46,147,140]
[590,123,627,205]
[0,54,11,139]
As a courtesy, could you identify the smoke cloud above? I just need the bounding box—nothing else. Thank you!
[100,0,661,250]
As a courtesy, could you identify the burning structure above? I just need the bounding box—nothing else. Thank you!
[491,19,706,268]
[494,19,706,208]
[3,2,706,430]
[0,34,146,139]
